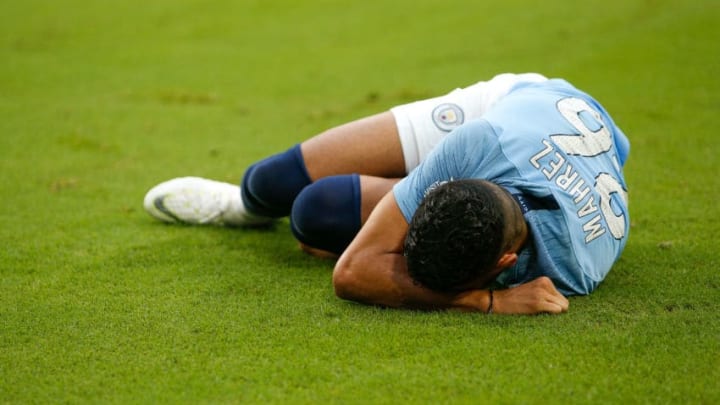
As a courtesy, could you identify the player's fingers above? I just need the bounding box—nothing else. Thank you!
[537,277,569,311]
[558,298,569,312]
[544,295,569,313]
[532,277,569,313]
[551,293,569,311]
[542,301,565,314]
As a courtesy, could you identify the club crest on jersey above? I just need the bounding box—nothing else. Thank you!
[432,103,464,132]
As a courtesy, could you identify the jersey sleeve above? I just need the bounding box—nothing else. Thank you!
[392,119,500,223]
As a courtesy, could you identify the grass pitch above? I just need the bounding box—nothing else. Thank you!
[1,0,719,403]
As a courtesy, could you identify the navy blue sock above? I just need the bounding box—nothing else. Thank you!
[241,144,312,217]
[290,174,361,255]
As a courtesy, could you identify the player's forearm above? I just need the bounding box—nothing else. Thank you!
[332,191,493,311]
[332,251,491,311]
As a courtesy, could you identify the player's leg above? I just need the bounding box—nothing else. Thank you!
[301,111,406,180]
[239,111,405,220]
[289,174,399,257]
[236,111,405,257]
[144,111,405,227]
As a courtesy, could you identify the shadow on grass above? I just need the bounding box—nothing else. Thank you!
[115,219,335,283]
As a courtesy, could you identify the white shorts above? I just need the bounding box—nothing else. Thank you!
[391,72,548,174]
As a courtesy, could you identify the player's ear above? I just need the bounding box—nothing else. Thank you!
[496,253,518,269]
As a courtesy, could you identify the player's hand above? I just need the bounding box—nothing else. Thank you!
[492,276,569,315]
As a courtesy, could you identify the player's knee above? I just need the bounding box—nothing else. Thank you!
[290,174,361,255]
[241,145,311,217]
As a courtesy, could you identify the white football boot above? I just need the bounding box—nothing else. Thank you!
[143,177,273,227]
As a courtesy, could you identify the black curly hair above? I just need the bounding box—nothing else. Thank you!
[404,179,507,292]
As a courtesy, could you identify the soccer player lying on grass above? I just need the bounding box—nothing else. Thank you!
[144,73,630,315]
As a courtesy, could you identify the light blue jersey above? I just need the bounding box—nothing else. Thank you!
[393,79,630,295]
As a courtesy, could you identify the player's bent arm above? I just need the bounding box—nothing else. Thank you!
[333,192,492,311]
[333,192,570,314]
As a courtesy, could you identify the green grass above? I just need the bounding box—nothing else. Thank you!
[1,0,719,403]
